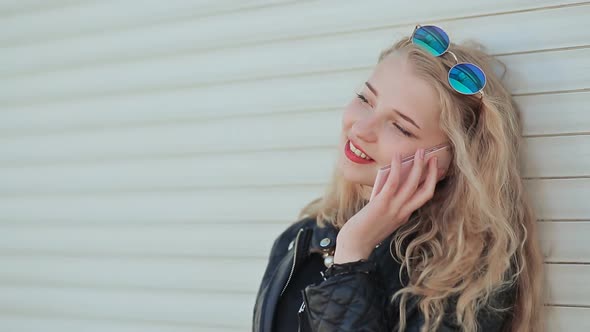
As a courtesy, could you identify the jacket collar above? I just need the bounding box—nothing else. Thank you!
[307,219,339,255]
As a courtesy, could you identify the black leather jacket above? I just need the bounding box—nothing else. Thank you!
[252,216,515,332]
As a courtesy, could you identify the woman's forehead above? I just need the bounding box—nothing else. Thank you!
[368,55,442,128]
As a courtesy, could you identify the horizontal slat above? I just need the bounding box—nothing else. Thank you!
[518,91,590,136]
[1,1,585,76]
[0,0,294,45]
[0,149,334,193]
[0,313,238,332]
[0,134,587,195]
[0,286,253,328]
[539,221,590,262]
[545,264,590,306]
[0,186,323,224]
[501,47,590,95]
[5,307,590,332]
[522,135,590,178]
[0,255,267,294]
[1,308,588,332]
[0,274,588,330]
[0,1,79,17]
[1,105,589,168]
[546,306,590,331]
[2,32,589,106]
[0,220,589,263]
[0,223,286,258]
[1,306,588,332]
[0,86,588,139]
[0,179,587,223]
[1,110,343,163]
[3,310,586,332]
[0,70,359,135]
[0,255,587,306]
[526,179,590,220]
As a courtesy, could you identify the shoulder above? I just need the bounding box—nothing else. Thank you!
[257,216,318,287]
[268,215,318,253]
[280,215,318,239]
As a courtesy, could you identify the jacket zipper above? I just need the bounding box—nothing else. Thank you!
[280,227,304,297]
[297,300,306,332]
[298,288,313,332]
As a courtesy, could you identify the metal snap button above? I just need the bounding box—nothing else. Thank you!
[320,237,331,248]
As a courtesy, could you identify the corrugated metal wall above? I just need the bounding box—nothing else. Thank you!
[1,0,589,331]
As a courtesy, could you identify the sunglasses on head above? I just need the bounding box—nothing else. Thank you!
[409,24,486,96]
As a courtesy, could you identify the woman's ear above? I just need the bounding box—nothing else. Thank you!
[436,168,446,181]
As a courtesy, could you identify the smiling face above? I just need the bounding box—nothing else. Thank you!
[338,51,451,198]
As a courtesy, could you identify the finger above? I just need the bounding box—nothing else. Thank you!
[396,148,426,203]
[381,152,402,198]
[400,156,438,216]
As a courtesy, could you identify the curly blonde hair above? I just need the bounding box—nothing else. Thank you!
[299,35,545,332]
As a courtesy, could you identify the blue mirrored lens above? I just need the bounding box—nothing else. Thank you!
[448,63,486,94]
[412,25,450,57]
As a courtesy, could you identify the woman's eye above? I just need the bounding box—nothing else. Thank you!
[394,123,413,137]
[355,93,413,138]
[355,93,370,104]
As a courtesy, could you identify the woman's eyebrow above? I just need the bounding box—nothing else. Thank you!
[364,81,422,130]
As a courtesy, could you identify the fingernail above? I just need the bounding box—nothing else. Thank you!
[419,149,425,160]
[434,156,438,166]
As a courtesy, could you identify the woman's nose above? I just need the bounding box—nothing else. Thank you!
[351,112,381,143]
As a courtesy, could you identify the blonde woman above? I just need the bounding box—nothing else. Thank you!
[252,25,544,332]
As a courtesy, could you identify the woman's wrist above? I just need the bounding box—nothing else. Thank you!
[333,238,373,264]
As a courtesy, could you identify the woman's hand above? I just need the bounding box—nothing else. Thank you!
[334,148,440,264]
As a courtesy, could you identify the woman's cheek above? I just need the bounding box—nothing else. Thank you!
[377,135,407,167]
[341,110,353,130]
[342,104,363,129]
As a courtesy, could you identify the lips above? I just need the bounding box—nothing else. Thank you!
[345,139,375,164]
[349,139,373,159]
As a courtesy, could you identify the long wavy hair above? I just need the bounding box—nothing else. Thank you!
[299,35,545,332]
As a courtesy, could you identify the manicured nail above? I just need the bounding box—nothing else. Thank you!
[419,149,425,160]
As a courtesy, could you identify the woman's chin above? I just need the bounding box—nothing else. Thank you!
[339,165,370,185]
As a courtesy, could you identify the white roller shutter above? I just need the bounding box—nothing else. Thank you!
[1,1,589,330]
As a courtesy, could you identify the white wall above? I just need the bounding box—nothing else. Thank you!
[0,0,589,331]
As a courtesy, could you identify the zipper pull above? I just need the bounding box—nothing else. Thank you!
[297,300,306,332]
[299,290,313,332]
[298,300,306,313]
